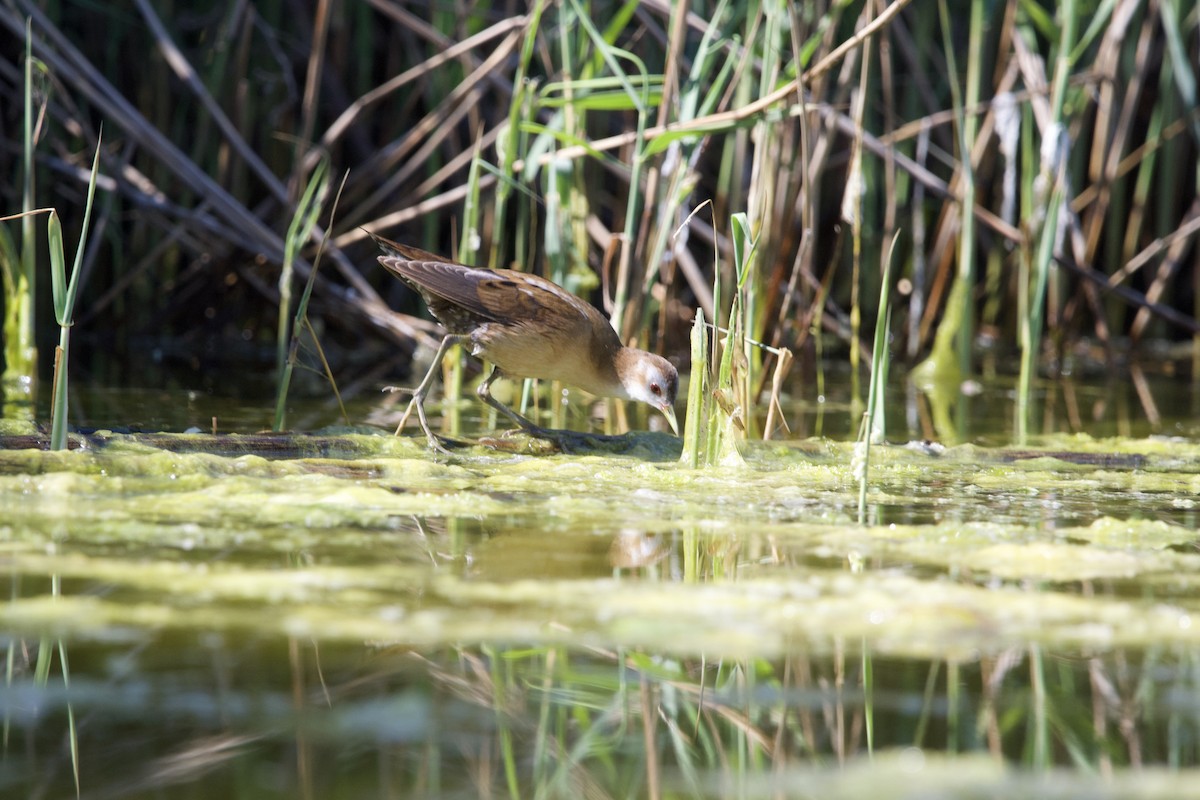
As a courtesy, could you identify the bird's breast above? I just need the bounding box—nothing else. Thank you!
[470,322,624,398]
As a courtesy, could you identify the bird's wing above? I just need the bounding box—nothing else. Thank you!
[378,256,608,339]
[369,231,622,351]
[380,257,499,318]
[476,270,604,335]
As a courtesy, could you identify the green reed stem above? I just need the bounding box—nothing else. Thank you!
[47,134,102,451]
[935,0,982,378]
[709,213,756,465]
[681,308,708,467]
[847,12,869,406]
[273,157,330,431]
[564,0,650,336]
[276,158,329,378]
[857,232,898,524]
[3,19,41,385]
[1018,0,1077,442]
[490,0,545,272]
[17,19,36,377]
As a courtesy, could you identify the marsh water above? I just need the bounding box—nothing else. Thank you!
[4,367,1200,799]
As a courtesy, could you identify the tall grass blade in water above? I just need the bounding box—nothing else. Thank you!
[857,232,899,525]
[711,213,757,466]
[681,308,709,467]
[275,158,330,383]
[273,158,331,432]
[47,135,103,451]
[1017,0,1077,442]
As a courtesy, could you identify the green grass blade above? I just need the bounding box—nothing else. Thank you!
[48,135,103,451]
[276,156,330,381]
[681,308,708,467]
[858,231,899,524]
[62,133,103,326]
[273,158,332,432]
[48,210,66,324]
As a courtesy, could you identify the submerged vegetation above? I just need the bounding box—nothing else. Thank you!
[2,0,1200,797]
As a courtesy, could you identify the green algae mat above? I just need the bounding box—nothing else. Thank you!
[4,428,1200,798]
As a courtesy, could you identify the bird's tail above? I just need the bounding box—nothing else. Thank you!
[362,230,457,264]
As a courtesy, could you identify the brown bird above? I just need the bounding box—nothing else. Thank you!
[370,232,679,451]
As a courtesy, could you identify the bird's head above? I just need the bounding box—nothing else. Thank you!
[619,351,679,435]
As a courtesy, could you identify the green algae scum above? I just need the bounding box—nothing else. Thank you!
[5,419,1200,798]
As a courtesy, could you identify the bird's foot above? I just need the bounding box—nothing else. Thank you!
[500,425,626,454]
[383,387,461,455]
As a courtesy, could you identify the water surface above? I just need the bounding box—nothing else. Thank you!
[3,373,1200,798]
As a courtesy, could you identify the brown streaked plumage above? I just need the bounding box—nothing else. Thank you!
[369,232,678,451]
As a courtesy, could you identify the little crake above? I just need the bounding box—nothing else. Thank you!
[370,233,678,451]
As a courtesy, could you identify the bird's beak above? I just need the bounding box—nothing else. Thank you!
[660,404,679,436]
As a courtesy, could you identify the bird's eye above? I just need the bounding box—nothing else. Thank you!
[650,383,662,396]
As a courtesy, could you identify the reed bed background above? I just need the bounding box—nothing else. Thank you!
[0,0,1197,439]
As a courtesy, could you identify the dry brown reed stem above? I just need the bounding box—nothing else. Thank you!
[625,0,694,338]
[1111,205,1200,290]
[1,3,281,259]
[819,106,1023,245]
[4,3,449,350]
[293,0,332,203]
[837,51,1193,345]
[344,34,520,229]
[302,13,527,174]
[875,0,898,257]
[1081,0,1150,262]
[916,205,960,345]
[1071,118,1191,212]
[340,175,498,249]
[1054,250,1200,335]
[1130,201,1200,342]
[509,0,917,176]
[133,0,289,207]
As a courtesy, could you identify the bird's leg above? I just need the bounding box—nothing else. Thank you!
[476,367,611,453]
[476,366,546,433]
[384,334,468,453]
